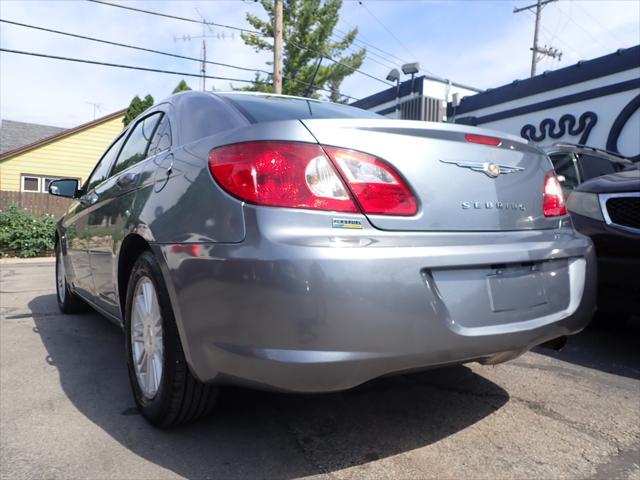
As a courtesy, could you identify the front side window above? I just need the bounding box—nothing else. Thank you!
[85,134,126,192]
[549,153,580,190]
[112,113,162,176]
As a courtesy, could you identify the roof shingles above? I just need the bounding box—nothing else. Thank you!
[0,120,66,155]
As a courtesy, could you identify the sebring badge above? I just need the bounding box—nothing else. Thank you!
[440,159,525,178]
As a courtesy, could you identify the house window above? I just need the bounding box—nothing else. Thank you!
[43,177,59,192]
[20,175,62,193]
[21,176,40,192]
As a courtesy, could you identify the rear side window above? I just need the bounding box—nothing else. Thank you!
[219,93,381,123]
[579,154,620,180]
[549,153,580,190]
[147,115,172,157]
[112,113,163,175]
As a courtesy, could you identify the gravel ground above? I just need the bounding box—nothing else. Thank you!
[1,260,639,479]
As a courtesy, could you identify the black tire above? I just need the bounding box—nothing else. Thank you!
[55,242,86,314]
[124,251,219,428]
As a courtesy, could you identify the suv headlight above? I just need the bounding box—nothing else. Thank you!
[566,191,604,221]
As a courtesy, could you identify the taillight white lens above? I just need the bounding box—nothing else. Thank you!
[324,147,418,216]
[543,171,568,217]
[304,155,351,200]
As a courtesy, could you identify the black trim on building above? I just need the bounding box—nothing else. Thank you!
[452,45,640,116]
[453,78,640,126]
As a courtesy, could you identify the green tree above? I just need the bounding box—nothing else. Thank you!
[241,0,365,99]
[122,94,154,127]
[172,79,192,93]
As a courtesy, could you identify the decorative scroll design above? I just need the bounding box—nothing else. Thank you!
[606,94,640,162]
[520,111,598,145]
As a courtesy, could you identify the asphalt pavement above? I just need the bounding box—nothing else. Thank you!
[1,260,639,479]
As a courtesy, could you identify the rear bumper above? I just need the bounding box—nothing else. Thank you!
[153,222,596,393]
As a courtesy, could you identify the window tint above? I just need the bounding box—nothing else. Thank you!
[86,134,126,192]
[147,115,172,157]
[549,153,580,190]
[219,93,381,123]
[112,113,162,176]
[579,154,620,180]
[177,94,246,145]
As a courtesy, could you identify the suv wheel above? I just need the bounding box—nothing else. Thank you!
[124,251,218,427]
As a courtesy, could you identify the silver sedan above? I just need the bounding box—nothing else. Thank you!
[49,91,596,427]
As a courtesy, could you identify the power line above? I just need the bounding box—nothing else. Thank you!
[0,48,258,83]
[87,0,393,87]
[356,0,418,62]
[0,47,361,101]
[87,0,263,36]
[284,37,392,86]
[571,1,626,46]
[555,3,616,52]
[0,19,271,75]
[334,24,410,65]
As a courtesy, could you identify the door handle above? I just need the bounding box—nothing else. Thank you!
[116,172,138,188]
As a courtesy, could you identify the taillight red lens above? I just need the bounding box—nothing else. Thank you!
[324,147,417,216]
[464,133,501,146]
[208,141,358,213]
[543,171,567,217]
[208,141,418,216]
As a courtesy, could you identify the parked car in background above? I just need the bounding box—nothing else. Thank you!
[544,143,635,196]
[49,91,596,427]
[566,168,640,314]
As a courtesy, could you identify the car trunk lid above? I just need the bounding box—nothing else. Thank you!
[302,119,561,231]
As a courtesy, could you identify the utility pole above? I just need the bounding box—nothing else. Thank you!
[514,0,562,77]
[273,0,283,94]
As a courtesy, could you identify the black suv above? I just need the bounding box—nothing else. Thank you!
[552,144,640,315]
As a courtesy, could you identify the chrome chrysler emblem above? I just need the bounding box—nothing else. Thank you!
[440,159,525,178]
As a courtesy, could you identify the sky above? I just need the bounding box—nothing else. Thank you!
[0,0,638,127]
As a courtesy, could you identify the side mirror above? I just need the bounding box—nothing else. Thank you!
[49,179,79,198]
[556,175,566,183]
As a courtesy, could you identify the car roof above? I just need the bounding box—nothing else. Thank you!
[543,143,633,164]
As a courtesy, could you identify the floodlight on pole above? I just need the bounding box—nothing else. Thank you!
[387,68,401,119]
[401,62,420,75]
[386,68,400,82]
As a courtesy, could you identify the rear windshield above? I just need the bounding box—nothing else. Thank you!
[218,93,381,123]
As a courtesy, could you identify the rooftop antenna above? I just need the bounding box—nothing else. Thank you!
[172,9,235,91]
[85,101,105,120]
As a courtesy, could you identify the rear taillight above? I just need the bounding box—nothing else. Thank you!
[208,141,358,213]
[323,147,417,216]
[464,133,501,146]
[208,141,417,216]
[543,171,567,217]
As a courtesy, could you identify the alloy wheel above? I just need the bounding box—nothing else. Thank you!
[131,276,164,399]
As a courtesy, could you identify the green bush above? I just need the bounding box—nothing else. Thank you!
[0,204,56,257]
